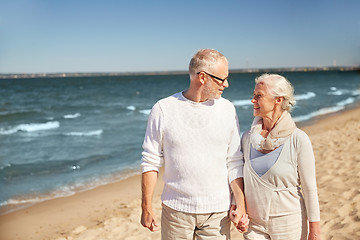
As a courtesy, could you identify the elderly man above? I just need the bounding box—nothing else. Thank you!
[140,49,248,239]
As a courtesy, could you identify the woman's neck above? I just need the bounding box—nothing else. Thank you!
[261,109,283,137]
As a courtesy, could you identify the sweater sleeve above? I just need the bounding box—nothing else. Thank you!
[227,111,244,183]
[297,130,320,222]
[141,102,164,173]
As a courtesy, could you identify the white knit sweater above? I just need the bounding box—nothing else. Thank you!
[141,92,243,214]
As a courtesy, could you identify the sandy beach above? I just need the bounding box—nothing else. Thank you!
[0,106,359,240]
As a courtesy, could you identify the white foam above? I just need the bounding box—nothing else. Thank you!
[0,196,48,207]
[328,90,343,96]
[232,99,252,106]
[293,97,356,122]
[294,92,316,101]
[71,165,81,170]
[352,89,360,96]
[0,163,11,171]
[0,121,60,135]
[64,113,81,119]
[126,106,136,111]
[0,170,142,215]
[65,130,103,137]
[139,109,151,115]
[293,106,344,122]
[328,88,360,96]
[337,97,355,107]
[0,185,77,210]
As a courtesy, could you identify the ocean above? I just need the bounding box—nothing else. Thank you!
[1,70,359,214]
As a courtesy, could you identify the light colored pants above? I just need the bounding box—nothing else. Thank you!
[161,204,231,240]
[244,212,308,240]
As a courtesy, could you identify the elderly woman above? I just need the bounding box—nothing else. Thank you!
[239,74,321,239]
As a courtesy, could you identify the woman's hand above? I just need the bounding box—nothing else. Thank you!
[308,221,321,240]
[229,204,249,233]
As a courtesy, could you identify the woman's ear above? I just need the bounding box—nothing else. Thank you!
[275,96,284,105]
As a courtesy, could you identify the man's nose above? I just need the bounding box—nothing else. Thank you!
[223,79,229,88]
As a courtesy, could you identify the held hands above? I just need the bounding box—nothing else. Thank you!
[229,205,249,233]
[141,208,159,232]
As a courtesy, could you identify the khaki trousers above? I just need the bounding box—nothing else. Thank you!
[244,211,308,240]
[161,204,231,240]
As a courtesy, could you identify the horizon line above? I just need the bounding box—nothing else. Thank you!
[1,66,359,79]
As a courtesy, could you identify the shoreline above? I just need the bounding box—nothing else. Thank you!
[0,168,143,216]
[0,170,165,240]
[1,105,360,240]
[296,102,360,129]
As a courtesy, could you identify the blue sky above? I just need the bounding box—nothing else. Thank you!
[1,0,359,74]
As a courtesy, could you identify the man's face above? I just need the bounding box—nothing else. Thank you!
[203,60,229,100]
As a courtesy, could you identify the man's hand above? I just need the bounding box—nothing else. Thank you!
[141,171,159,232]
[229,205,240,224]
[141,208,159,232]
[229,178,248,232]
[229,204,249,233]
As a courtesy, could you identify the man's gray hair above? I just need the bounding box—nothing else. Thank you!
[255,73,296,112]
[189,49,228,76]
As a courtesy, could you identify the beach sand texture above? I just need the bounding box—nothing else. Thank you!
[0,107,359,240]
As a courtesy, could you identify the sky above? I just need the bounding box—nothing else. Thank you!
[1,0,359,74]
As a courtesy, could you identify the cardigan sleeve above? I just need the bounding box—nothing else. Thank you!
[296,130,321,222]
[226,110,244,183]
[141,102,164,173]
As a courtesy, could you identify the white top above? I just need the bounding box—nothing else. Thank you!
[242,128,320,222]
[141,92,243,214]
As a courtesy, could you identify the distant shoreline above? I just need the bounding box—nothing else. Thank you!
[1,66,359,79]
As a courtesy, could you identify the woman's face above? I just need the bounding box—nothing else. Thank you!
[251,82,277,118]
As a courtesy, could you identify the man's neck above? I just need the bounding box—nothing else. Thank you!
[183,89,209,103]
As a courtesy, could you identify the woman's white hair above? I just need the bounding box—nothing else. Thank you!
[189,49,228,77]
[255,73,296,112]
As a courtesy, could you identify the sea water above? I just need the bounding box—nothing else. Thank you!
[0,71,359,214]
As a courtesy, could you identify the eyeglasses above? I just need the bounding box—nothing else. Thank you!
[197,71,229,82]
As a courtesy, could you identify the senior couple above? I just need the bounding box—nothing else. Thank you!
[140,49,321,240]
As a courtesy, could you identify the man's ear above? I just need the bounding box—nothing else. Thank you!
[197,72,206,85]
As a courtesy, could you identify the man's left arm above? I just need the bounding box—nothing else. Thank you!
[229,178,248,232]
[226,111,248,231]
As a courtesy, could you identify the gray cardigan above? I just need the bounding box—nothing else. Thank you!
[242,128,320,222]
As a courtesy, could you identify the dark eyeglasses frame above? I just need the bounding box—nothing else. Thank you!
[197,71,228,82]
